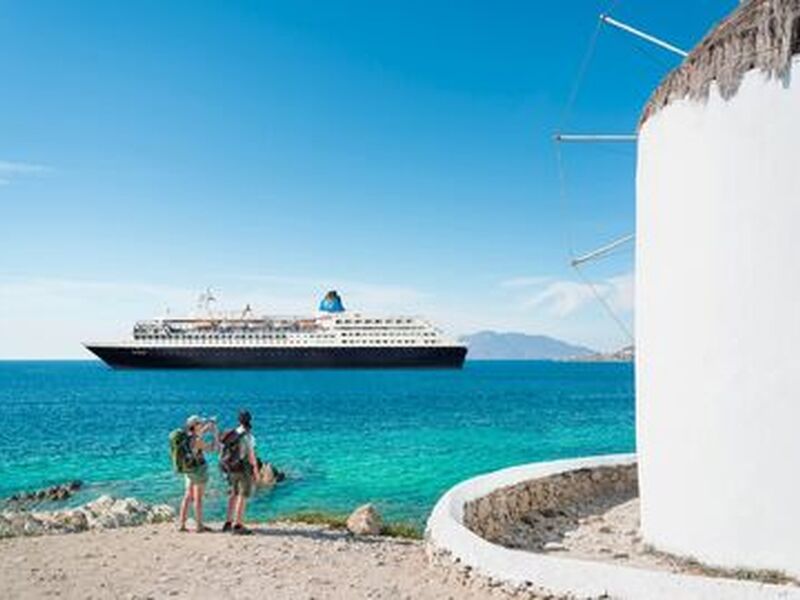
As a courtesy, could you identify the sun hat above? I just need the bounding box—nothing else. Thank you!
[186,415,202,429]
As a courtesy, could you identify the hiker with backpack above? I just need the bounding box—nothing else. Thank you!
[171,415,218,533]
[220,410,259,535]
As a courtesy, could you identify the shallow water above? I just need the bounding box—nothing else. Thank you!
[0,360,634,523]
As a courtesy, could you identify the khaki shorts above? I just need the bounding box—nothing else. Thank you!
[185,463,209,486]
[227,472,254,498]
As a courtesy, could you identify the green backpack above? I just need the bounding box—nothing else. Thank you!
[169,429,199,473]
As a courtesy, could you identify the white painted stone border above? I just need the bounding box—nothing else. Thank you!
[425,454,800,600]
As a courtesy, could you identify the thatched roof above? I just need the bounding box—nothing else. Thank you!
[640,0,800,126]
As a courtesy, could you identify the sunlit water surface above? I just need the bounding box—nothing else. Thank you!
[0,361,634,524]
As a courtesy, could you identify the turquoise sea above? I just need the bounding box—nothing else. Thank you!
[0,361,634,525]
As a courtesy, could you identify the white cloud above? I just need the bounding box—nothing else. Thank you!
[507,272,634,318]
[0,160,50,186]
[605,273,635,313]
[521,280,597,316]
[499,276,553,289]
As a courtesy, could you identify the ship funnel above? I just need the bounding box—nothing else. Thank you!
[319,290,345,313]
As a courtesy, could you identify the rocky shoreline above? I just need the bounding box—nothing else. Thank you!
[4,481,84,507]
[0,495,175,539]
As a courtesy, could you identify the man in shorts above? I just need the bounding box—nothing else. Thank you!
[223,410,258,535]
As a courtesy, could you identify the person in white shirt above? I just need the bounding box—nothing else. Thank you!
[222,410,258,534]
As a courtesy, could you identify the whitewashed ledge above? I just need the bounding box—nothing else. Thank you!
[425,454,800,600]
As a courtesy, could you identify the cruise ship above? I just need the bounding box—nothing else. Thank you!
[84,291,467,369]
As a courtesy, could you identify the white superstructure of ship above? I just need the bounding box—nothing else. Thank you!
[85,290,467,369]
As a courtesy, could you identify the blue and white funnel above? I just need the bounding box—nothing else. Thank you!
[319,290,345,313]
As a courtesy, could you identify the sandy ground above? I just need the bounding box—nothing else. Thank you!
[0,521,501,600]
[551,497,657,568]
[501,496,674,572]
[538,498,797,585]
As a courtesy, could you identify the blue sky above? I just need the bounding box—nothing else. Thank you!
[0,1,734,357]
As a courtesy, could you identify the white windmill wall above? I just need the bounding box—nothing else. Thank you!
[636,60,800,576]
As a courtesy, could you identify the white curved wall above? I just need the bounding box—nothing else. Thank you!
[636,60,800,576]
[426,455,799,599]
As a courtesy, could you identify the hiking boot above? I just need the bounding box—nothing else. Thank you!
[222,521,232,532]
[232,524,253,535]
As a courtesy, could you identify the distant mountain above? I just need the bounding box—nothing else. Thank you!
[459,331,596,361]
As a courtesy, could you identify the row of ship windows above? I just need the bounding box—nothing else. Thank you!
[341,339,435,345]
[133,336,434,343]
[221,339,435,345]
[151,346,437,356]
[334,318,414,325]
[132,338,435,345]
[336,326,425,331]
[341,331,435,337]
[135,335,340,341]
[135,333,436,341]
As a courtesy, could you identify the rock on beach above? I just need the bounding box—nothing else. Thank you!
[346,503,383,536]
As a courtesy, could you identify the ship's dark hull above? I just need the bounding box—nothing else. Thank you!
[85,345,467,369]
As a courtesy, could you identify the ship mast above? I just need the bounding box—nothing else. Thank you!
[197,288,217,317]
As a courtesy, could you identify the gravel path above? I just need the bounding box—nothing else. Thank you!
[0,521,502,600]
[519,497,798,587]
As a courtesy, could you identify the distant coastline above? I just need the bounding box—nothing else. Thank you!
[460,331,632,363]
[568,345,634,363]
